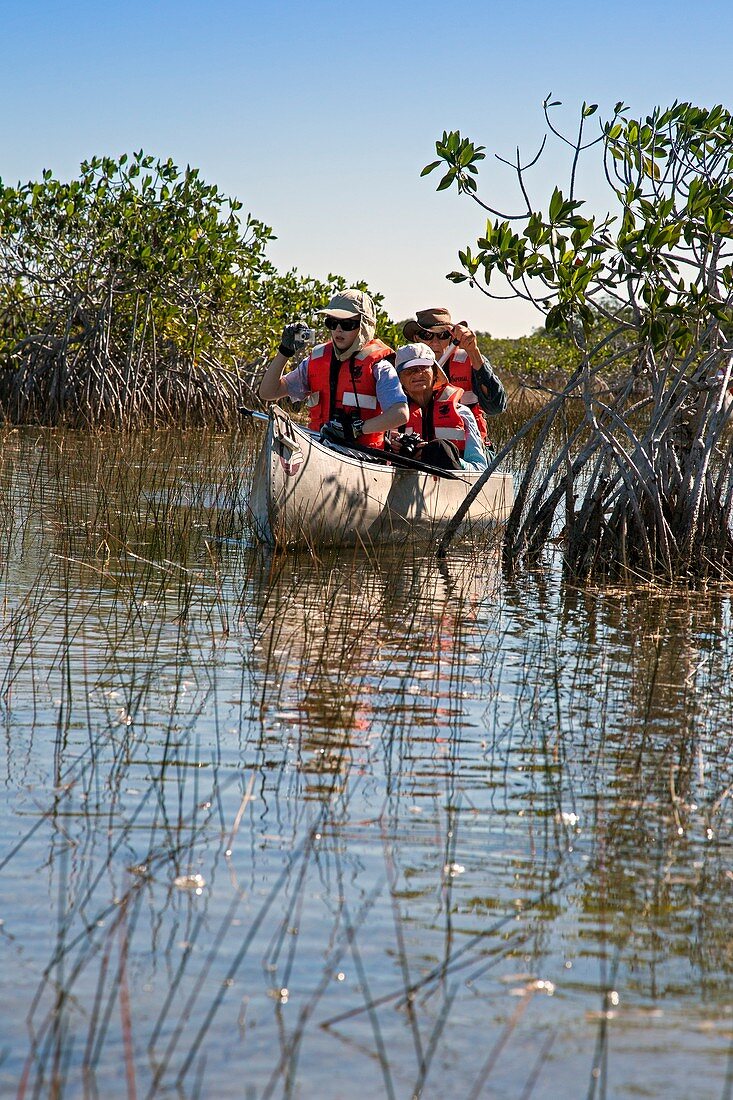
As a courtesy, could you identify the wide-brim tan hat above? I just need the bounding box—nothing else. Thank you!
[317,288,376,323]
[403,307,454,342]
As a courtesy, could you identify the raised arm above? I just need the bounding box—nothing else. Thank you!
[259,351,291,401]
[259,323,313,402]
[452,323,507,415]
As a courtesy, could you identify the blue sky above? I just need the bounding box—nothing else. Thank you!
[3,0,732,336]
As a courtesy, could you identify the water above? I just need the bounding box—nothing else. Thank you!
[1,427,732,1099]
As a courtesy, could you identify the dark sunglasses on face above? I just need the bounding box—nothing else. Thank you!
[324,315,360,332]
[419,328,452,341]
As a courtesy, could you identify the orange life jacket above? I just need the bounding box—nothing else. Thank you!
[405,383,467,453]
[306,339,393,449]
[445,348,488,441]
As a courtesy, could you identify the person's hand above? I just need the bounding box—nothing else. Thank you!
[320,411,364,445]
[452,320,485,369]
[320,419,348,446]
[451,321,479,355]
[398,432,424,457]
[279,322,312,359]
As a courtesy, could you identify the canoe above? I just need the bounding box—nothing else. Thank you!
[247,407,514,549]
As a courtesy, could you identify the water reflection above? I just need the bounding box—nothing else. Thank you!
[0,428,732,1098]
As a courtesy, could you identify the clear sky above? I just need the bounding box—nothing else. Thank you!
[3,0,732,336]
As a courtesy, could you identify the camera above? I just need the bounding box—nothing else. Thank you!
[398,431,423,457]
[293,324,315,351]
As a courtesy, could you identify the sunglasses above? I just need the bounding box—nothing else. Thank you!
[419,328,452,341]
[324,315,360,332]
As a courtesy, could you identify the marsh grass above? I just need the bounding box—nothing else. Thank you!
[1,427,733,1097]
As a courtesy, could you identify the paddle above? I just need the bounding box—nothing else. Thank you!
[238,407,465,481]
[333,437,465,480]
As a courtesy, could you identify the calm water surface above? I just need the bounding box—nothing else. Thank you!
[0,427,732,1099]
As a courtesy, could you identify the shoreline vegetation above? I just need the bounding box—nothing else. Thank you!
[0,151,584,432]
[0,152,402,430]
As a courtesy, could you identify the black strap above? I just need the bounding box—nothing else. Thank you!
[424,395,435,441]
[348,358,362,419]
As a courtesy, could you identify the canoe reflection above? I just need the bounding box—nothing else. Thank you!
[241,545,501,796]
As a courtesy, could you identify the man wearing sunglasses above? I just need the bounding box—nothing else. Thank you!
[402,308,506,446]
[260,289,408,449]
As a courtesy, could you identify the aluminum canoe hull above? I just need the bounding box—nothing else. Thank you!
[248,409,514,549]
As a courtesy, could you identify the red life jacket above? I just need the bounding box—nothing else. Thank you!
[405,383,467,453]
[445,348,488,441]
[306,338,393,449]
